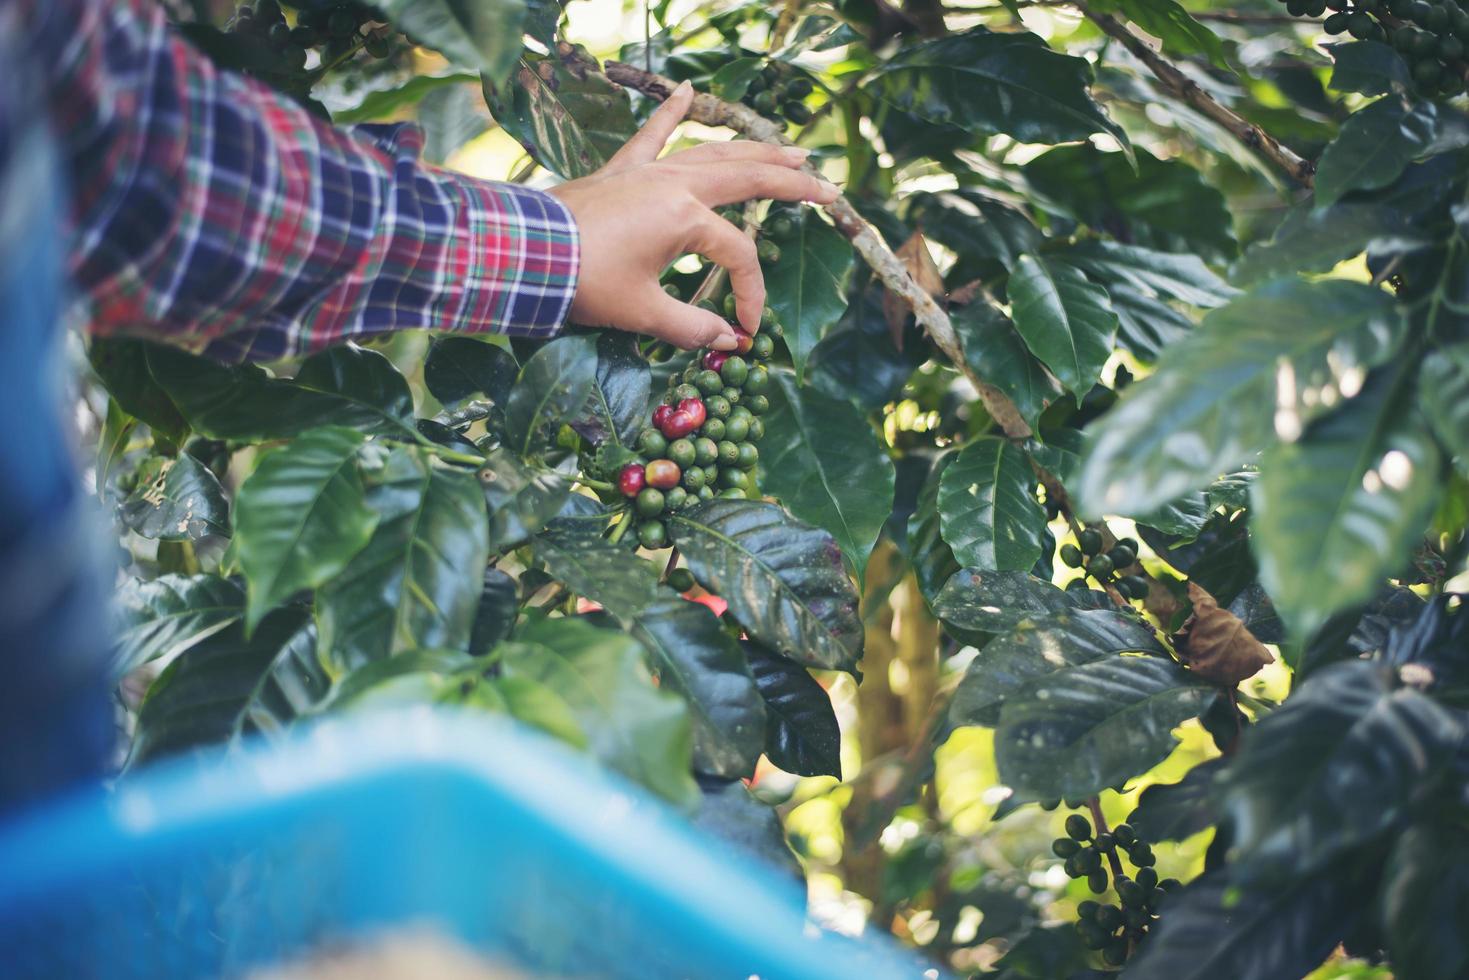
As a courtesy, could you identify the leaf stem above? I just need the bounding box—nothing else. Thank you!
[610,508,636,544]
[420,442,486,467]
[578,476,616,492]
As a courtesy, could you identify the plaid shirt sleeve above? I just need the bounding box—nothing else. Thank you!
[12,0,579,363]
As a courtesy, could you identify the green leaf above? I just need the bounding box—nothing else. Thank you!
[759,370,894,579]
[950,608,1166,727]
[484,54,637,179]
[763,209,854,382]
[1126,866,1376,980]
[1024,146,1236,262]
[1057,240,1238,309]
[937,437,1046,573]
[504,334,600,457]
[478,447,574,548]
[424,335,518,413]
[506,617,698,806]
[1382,819,1469,980]
[904,190,1043,283]
[333,72,480,123]
[376,0,525,81]
[932,569,1080,640]
[417,83,495,164]
[668,500,863,673]
[146,345,416,441]
[1007,254,1117,400]
[114,574,244,676]
[120,453,230,541]
[1092,0,1230,69]
[953,303,1063,431]
[995,655,1217,800]
[1252,371,1443,639]
[96,398,139,496]
[1103,284,1196,363]
[1232,200,1431,285]
[747,643,842,779]
[235,427,378,633]
[691,776,803,880]
[88,339,189,444]
[1076,278,1404,517]
[1315,98,1438,207]
[870,27,1129,152]
[710,56,764,101]
[316,447,490,673]
[469,567,518,655]
[1127,757,1224,843]
[572,331,651,449]
[1218,660,1463,882]
[534,527,765,778]
[906,452,962,602]
[131,611,329,764]
[1420,342,1469,464]
[1328,40,1413,96]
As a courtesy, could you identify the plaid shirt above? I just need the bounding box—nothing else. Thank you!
[3,0,579,362]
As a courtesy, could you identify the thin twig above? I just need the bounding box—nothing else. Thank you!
[1072,0,1314,186]
[602,59,1034,439]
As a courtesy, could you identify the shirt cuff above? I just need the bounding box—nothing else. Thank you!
[456,178,580,339]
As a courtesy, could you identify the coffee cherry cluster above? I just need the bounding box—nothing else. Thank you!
[617,328,776,550]
[1061,528,1150,601]
[1281,0,1468,98]
[227,1,394,77]
[740,61,816,126]
[1055,814,1178,969]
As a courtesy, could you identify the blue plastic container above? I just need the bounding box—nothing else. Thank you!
[0,709,937,979]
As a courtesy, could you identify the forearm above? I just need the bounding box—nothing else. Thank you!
[15,0,577,362]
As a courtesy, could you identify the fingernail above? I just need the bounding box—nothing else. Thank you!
[782,146,812,162]
[710,333,738,351]
[816,179,840,199]
[675,80,693,97]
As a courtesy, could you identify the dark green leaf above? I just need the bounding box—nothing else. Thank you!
[1092,0,1229,69]
[1253,371,1442,639]
[417,83,496,164]
[1232,200,1429,285]
[763,209,854,382]
[334,72,480,123]
[1076,278,1404,517]
[1128,757,1224,843]
[906,451,962,602]
[1025,145,1235,262]
[1315,98,1438,207]
[1382,819,1469,980]
[1218,660,1463,881]
[120,453,230,541]
[1420,342,1469,464]
[146,345,416,441]
[950,608,1166,727]
[710,56,763,101]
[937,437,1046,572]
[953,303,1062,430]
[747,644,842,779]
[905,190,1042,283]
[317,447,490,673]
[478,447,574,548]
[1328,40,1412,96]
[534,527,765,778]
[995,655,1216,799]
[506,616,698,805]
[469,567,518,655]
[131,611,328,764]
[572,331,651,449]
[114,574,243,676]
[1058,239,1237,308]
[88,339,188,444]
[760,370,894,579]
[376,0,525,80]
[504,334,599,457]
[1126,866,1374,980]
[424,335,518,413]
[668,500,863,673]
[932,569,1077,640]
[691,776,803,880]
[235,427,378,633]
[808,288,923,410]
[869,27,1129,151]
[484,54,637,179]
[1007,254,1116,400]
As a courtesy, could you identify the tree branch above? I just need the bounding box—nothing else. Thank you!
[1071,0,1315,186]
[602,59,1034,439]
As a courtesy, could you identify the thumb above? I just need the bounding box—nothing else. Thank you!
[640,289,739,351]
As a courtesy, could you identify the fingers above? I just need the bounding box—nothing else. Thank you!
[641,289,741,351]
[662,140,811,169]
[604,80,694,172]
[687,212,764,335]
[685,162,840,208]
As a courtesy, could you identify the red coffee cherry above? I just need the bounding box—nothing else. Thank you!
[678,397,707,429]
[660,409,698,439]
[645,459,682,489]
[619,463,646,497]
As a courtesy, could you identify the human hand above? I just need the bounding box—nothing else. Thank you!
[548,81,840,351]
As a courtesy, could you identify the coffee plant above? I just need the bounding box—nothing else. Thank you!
[90,0,1469,977]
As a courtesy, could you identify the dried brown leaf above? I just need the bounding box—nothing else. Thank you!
[1177,582,1274,687]
[883,231,945,350]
